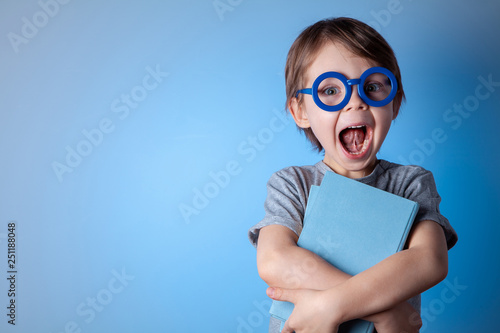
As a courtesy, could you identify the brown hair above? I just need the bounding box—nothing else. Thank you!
[285,17,405,152]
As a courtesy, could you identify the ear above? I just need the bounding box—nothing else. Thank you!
[391,100,400,120]
[289,97,311,128]
[392,107,399,120]
[392,96,402,120]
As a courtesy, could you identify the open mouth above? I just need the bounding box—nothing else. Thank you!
[339,125,372,156]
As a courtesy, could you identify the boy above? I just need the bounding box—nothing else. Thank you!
[248,17,457,333]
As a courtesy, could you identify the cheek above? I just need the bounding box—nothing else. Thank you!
[374,111,394,142]
[303,107,338,141]
[308,110,338,133]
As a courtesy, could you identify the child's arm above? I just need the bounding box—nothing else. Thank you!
[264,219,447,333]
[257,224,424,331]
[257,224,351,289]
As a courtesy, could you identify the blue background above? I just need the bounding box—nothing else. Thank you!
[0,0,499,332]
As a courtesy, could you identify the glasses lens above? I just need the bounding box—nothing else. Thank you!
[363,72,393,102]
[317,76,345,107]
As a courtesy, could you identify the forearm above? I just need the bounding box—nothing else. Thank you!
[333,220,448,323]
[257,224,424,326]
[258,240,350,290]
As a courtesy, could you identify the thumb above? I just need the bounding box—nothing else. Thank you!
[266,287,298,303]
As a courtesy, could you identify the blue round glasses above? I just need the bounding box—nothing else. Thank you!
[295,67,398,112]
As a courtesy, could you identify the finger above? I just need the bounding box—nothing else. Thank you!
[266,287,296,303]
[281,320,294,333]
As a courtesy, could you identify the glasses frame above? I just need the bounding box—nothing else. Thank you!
[295,67,398,112]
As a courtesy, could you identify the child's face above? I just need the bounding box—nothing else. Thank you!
[290,42,397,179]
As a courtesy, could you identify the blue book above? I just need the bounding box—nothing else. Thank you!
[269,171,419,332]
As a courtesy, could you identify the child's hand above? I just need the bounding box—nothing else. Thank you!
[267,287,340,333]
[371,301,422,333]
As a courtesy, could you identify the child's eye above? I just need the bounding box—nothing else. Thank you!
[365,82,382,93]
[317,78,344,106]
[322,87,340,95]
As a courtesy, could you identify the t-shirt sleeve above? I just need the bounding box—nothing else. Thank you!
[248,170,307,248]
[405,169,458,249]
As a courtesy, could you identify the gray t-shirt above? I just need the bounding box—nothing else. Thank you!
[248,159,458,332]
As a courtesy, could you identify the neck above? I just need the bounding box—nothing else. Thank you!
[323,159,378,179]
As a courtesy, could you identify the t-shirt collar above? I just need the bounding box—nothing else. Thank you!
[315,159,385,185]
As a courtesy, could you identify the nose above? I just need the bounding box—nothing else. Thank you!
[344,85,368,112]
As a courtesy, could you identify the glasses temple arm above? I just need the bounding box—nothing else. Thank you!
[295,88,313,98]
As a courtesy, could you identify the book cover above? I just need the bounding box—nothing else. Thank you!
[269,171,419,332]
